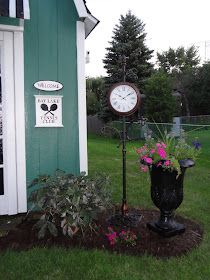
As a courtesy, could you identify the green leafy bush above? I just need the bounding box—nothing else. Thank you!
[29,171,112,239]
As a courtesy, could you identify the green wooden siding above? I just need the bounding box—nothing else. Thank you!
[0,17,19,26]
[24,0,80,191]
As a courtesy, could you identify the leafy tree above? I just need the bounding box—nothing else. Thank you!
[187,62,210,115]
[86,91,100,116]
[157,46,200,116]
[86,77,105,116]
[100,11,153,122]
[157,46,200,73]
[145,71,176,122]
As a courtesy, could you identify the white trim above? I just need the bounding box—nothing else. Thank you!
[14,31,27,213]
[0,25,24,32]
[9,0,16,18]
[0,39,8,214]
[76,21,88,174]
[3,31,17,215]
[73,0,88,18]
[0,29,26,215]
[23,0,30,19]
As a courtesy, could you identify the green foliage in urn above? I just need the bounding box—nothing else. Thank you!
[29,171,112,239]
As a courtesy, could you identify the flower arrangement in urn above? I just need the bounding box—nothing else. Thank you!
[136,129,201,237]
[137,131,200,176]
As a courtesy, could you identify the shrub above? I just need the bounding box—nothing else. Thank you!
[29,171,112,239]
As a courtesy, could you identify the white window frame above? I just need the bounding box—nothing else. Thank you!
[0,27,26,215]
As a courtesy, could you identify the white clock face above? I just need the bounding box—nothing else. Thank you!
[109,84,138,113]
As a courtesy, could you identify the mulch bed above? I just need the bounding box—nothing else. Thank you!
[0,208,203,259]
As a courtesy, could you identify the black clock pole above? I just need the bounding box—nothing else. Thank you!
[108,55,142,227]
[121,55,128,216]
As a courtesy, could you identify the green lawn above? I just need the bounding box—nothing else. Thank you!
[0,130,210,279]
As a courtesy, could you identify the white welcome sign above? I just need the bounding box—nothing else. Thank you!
[35,95,63,127]
[34,81,63,92]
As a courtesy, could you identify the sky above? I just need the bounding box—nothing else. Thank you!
[85,0,210,77]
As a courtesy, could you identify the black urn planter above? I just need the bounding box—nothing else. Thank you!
[147,159,195,237]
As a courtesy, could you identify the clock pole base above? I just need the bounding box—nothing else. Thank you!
[108,212,142,228]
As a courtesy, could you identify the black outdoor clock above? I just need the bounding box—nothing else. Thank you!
[108,82,141,116]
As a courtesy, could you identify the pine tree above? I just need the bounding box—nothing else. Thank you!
[103,10,153,88]
[99,11,153,122]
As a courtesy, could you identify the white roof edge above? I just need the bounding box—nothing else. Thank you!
[73,0,88,18]
[73,0,99,38]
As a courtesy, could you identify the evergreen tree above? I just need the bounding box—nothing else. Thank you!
[103,10,153,87]
[100,11,153,122]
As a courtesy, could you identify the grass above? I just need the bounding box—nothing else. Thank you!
[0,130,210,279]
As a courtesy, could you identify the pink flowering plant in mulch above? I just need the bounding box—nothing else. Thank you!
[105,227,137,247]
[136,130,201,175]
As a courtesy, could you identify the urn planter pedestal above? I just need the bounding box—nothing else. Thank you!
[147,159,194,237]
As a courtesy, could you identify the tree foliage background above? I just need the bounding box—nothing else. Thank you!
[156,46,201,116]
[144,71,176,122]
[187,62,210,115]
[86,77,105,116]
[86,15,210,123]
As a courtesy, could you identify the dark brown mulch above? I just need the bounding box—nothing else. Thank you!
[0,209,203,259]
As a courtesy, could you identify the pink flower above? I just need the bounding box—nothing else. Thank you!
[136,145,147,155]
[161,142,167,148]
[145,157,153,164]
[141,155,148,161]
[106,231,117,246]
[140,165,148,172]
[165,160,170,166]
[136,148,142,154]
[150,149,155,154]
[156,143,161,148]
[158,148,166,159]
[157,162,162,167]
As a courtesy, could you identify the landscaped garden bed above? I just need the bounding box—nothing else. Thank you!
[0,132,209,279]
[0,208,203,259]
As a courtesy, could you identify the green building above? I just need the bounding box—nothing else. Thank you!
[0,0,98,215]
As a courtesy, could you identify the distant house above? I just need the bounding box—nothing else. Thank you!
[0,0,99,215]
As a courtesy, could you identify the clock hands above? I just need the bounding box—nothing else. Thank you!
[115,93,123,98]
[121,92,134,100]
